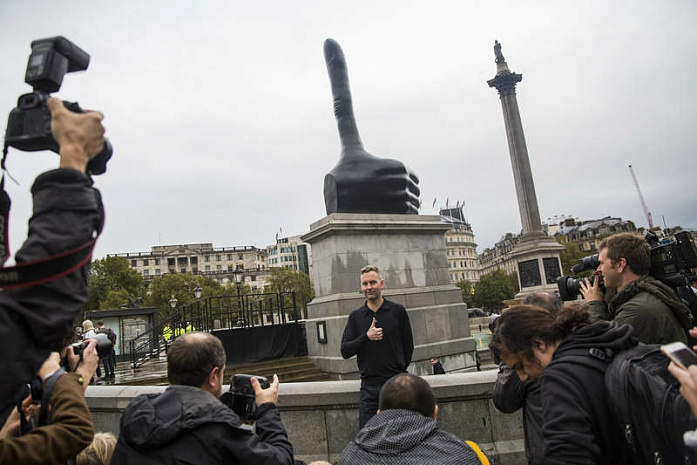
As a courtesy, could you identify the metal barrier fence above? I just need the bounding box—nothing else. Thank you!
[130,291,299,368]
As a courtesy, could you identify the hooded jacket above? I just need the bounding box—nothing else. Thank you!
[588,275,692,344]
[338,409,485,465]
[541,320,637,465]
[111,385,294,465]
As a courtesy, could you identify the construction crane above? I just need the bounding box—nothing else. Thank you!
[628,164,653,229]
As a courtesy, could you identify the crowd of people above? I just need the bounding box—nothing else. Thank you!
[3,97,697,465]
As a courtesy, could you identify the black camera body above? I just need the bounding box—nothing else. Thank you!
[71,332,113,359]
[557,231,697,301]
[4,36,112,175]
[220,374,270,420]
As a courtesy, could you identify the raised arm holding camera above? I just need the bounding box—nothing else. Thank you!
[0,36,109,419]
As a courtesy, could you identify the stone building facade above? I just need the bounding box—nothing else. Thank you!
[267,235,311,274]
[440,207,480,284]
[110,243,271,290]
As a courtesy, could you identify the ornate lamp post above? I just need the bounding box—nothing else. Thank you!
[193,285,203,331]
[233,266,244,327]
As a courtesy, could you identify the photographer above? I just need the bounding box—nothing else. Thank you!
[0,338,99,464]
[111,332,295,465]
[580,232,693,344]
[0,97,105,418]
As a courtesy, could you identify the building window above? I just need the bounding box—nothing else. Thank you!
[168,258,175,267]
[143,270,149,278]
[155,269,161,276]
[190,257,198,265]
[180,268,186,273]
[131,259,137,267]
[238,254,243,260]
[205,265,210,272]
[216,265,222,272]
[227,254,233,261]
[155,258,160,265]
[205,255,210,262]
[143,259,149,266]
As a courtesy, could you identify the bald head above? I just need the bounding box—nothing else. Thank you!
[167,332,226,388]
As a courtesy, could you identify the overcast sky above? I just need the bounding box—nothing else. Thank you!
[1,1,695,262]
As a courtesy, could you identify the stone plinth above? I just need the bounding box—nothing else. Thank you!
[511,237,565,298]
[300,213,476,378]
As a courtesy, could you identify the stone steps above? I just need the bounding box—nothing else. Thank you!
[115,355,330,386]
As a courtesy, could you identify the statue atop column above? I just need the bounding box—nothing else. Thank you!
[494,40,505,64]
[322,38,420,215]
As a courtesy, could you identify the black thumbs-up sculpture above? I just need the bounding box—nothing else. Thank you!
[323,39,420,215]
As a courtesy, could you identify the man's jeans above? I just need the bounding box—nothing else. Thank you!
[102,349,116,378]
[358,382,383,429]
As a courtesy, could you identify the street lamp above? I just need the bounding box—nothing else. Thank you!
[233,266,244,327]
[193,285,203,331]
[169,295,178,309]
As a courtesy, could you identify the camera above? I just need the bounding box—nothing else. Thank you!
[4,36,112,175]
[220,374,270,420]
[71,332,113,359]
[556,275,605,302]
[557,231,697,301]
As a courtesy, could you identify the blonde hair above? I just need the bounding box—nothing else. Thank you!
[82,320,95,332]
[76,432,117,465]
[359,265,380,275]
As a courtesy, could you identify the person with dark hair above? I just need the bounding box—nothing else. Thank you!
[492,292,561,465]
[580,232,692,344]
[111,332,294,465]
[430,357,445,375]
[338,373,489,464]
[341,265,414,429]
[491,303,638,464]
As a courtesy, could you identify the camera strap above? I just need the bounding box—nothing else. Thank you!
[0,156,98,289]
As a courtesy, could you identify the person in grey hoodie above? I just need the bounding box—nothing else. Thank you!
[338,373,488,465]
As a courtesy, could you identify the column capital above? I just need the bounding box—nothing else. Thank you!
[487,72,523,97]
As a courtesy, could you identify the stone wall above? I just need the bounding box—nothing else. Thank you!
[86,370,524,464]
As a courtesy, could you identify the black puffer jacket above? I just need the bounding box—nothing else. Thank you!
[338,409,486,465]
[111,385,294,465]
[541,320,637,465]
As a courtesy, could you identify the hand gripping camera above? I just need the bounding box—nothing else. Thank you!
[4,36,112,174]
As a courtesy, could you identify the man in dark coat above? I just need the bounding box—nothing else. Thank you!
[581,232,693,344]
[338,373,489,464]
[111,332,295,465]
[430,357,445,375]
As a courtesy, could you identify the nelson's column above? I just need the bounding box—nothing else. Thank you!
[487,40,563,297]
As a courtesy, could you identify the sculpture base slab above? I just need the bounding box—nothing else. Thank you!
[301,213,477,378]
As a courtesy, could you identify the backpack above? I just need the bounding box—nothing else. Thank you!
[560,343,697,465]
[98,326,117,344]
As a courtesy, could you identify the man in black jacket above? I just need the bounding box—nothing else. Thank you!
[111,332,295,465]
[0,98,106,420]
[341,265,414,428]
